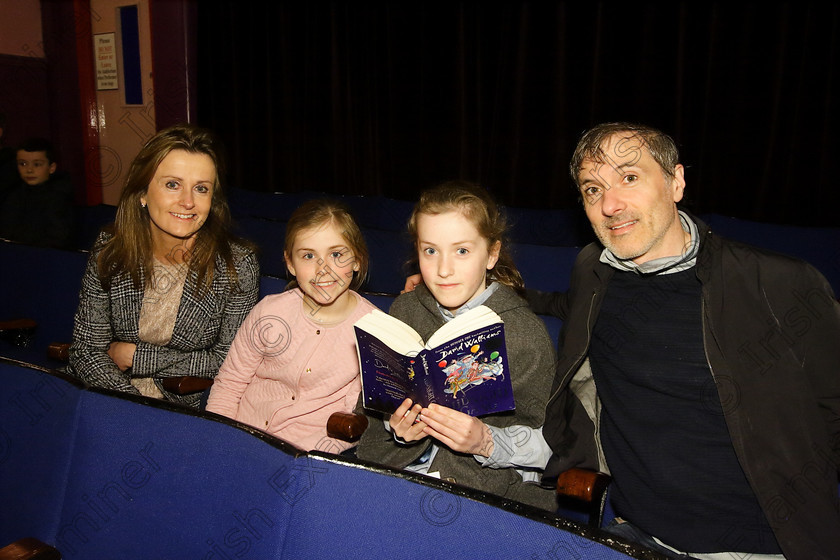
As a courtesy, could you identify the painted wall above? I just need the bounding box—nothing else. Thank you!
[0,0,44,57]
[0,0,49,148]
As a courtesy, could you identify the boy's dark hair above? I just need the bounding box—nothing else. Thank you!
[18,137,57,164]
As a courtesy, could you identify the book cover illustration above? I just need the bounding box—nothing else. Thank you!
[354,306,515,417]
[442,345,504,398]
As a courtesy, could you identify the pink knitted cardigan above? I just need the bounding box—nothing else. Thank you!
[207,289,377,453]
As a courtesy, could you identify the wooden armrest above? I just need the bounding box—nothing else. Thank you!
[0,318,38,347]
[47,342,71,362]
[326,412,368,441]
[556,467,612,527]
[0,538,61,560]
[0,318,38,332]
[556,467,611,502]
[160,376,214,395]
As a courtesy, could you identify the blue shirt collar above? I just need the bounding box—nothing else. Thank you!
[437,281,500,321]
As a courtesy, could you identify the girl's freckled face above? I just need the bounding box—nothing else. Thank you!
[285,221,357,311]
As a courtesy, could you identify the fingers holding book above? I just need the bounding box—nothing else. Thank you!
[390,398,428,442]
[418,403,495,458]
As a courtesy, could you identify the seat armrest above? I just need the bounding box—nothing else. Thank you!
[0,538,61,560]
[0,318,38,347]
[160,376,214,395]
[327,412,368,441]
[47,342,71,362]
[556,467,612,527]
[556,467,611,502]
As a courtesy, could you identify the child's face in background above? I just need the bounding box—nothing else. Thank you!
[416,210,500,313]
[285,220,358,313]
[17,150,56,186]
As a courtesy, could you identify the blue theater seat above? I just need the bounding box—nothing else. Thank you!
[513,243,579,293]
[0,361,648,559]
[229,188,416,234]
[701,213,840,296]
[259,275,288,298]
[0,241,88,367]
[228,188,323,222]
[361,292,397,313]
[360,227,412,294]
[234,217,288,278]
[73,205,117,252]
[539,314,563,345]
[341,194,414,232]
[506,205,594,247]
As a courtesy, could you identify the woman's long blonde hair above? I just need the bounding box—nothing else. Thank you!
[97,123,245,292]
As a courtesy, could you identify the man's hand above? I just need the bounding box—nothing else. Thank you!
[402,274,423,294]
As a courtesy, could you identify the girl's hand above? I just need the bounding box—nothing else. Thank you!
[107,341,137,371]
[389,398,428,443]
[418,404,495,457]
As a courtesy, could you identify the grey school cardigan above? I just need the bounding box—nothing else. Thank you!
[356,283,558,511]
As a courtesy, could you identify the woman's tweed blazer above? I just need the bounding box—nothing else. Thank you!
[67,232,260,408]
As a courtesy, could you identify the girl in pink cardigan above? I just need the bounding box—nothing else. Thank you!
[207,200,377,453]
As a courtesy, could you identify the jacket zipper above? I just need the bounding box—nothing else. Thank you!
[547,289,598,405]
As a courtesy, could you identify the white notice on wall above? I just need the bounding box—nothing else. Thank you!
[95,33,119,91]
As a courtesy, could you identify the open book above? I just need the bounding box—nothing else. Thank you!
[353,305,514,417]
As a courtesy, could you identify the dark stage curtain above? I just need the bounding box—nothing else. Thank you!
[196,2,839,227]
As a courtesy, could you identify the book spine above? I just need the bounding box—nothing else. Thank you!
[417,352,435,407]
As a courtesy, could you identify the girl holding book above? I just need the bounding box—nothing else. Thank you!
[206,200,377,454]
[356,181,557,510]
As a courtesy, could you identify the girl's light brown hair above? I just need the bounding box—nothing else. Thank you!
[407,180,524,294]
[97,123,247,293]
[283,199,369,291]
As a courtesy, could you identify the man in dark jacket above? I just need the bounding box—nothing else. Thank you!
[533,122,840,559]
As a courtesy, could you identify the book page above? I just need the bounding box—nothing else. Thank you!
[354,309,424,355]
[425,305,501,349]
